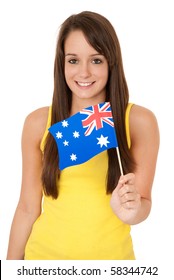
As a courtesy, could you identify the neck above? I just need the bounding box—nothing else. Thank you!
[70,96,106,116]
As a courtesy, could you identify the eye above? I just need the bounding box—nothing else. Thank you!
[92,58,102,64]
[68,59,78,64]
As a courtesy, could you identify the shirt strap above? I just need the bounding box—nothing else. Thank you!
[40,106,52,152]
[125,103,134,148]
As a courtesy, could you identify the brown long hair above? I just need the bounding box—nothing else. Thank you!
[42,11,135,199]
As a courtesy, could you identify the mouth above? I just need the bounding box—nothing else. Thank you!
[76,81,95,87]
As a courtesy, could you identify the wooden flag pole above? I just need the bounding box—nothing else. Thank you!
[116,147,124,176]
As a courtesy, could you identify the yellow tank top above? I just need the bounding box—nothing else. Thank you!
[24,103,135,260]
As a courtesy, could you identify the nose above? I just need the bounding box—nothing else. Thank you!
[79,62,91,78]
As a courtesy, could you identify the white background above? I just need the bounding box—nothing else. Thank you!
[0,0,173,270]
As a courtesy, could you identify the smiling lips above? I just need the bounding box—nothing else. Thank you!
[76,81,94,87]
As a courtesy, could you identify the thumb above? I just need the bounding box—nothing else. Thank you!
[114,176,124,192]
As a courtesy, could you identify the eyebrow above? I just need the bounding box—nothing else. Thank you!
[65,53,103,57]
[65,53,76,57]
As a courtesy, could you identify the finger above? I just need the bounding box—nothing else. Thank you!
[119,192,138,204]
[114,173,135,194]
[119,173,135,185]
[114,176,125,191]
[122,199,140,210]
[118,184,137,197]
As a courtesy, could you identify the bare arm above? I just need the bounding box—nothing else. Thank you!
[110,105,160,225]
[6,107,49,259]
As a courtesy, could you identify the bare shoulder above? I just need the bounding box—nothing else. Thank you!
[25,106,49,127]
[22,106,50,145]
[129,104,160,145]
[130,104,158,126]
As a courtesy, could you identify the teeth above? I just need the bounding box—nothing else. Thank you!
[77,82,92,87]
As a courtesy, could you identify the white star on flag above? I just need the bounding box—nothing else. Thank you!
[73,131,80,138]
[62,120,69,127]
[56,131,63,139]
[70,153,77,161]
[97,134,110,148]
[63,140,69,146]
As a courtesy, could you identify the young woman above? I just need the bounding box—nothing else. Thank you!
[7,11,159,260]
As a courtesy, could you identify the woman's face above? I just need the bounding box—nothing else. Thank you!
[64,30,109,107]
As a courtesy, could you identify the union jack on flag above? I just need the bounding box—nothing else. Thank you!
[49,102,118,170]
[80,102,114,136]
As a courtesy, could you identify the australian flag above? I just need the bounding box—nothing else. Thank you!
[49,102,118,170]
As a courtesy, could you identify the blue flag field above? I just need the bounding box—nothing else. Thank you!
[49,102,118,170]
